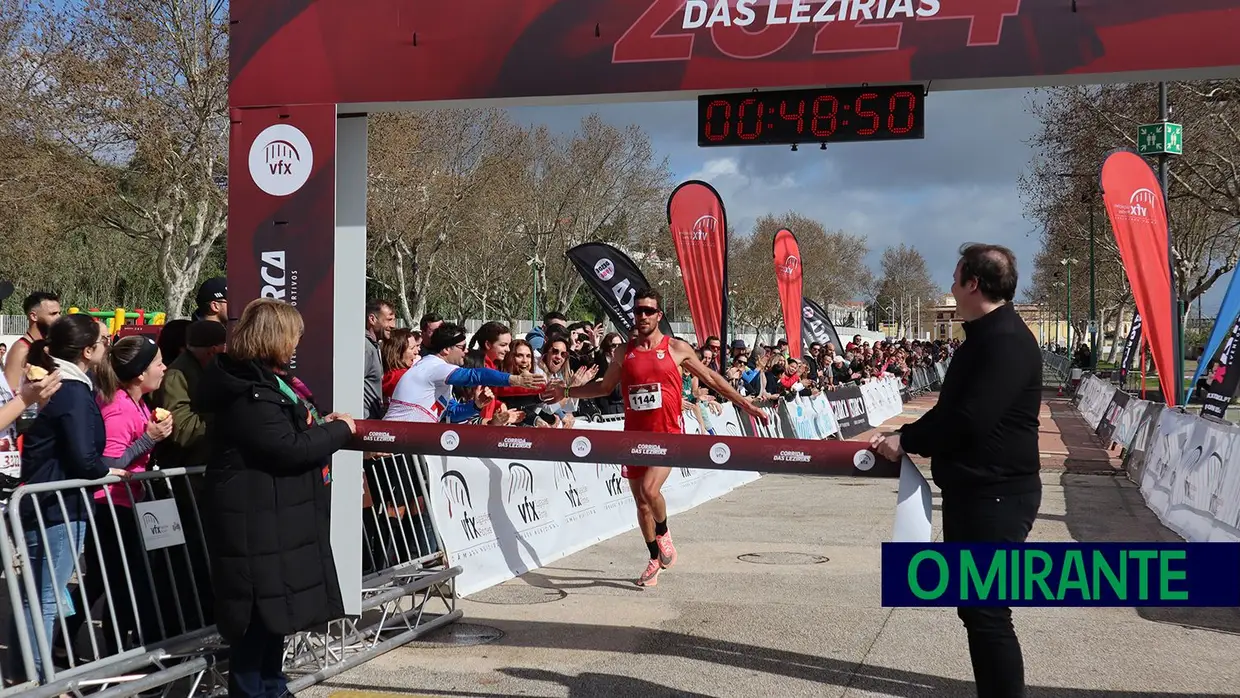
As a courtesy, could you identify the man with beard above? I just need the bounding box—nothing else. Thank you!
[364,299,397,419]
[568,288,769,587]
[191,276,229,324]
[4,291,61,393]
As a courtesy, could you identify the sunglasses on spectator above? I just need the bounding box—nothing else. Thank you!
[633,307,661,316]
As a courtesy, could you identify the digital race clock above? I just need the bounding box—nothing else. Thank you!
[697,84,926,147]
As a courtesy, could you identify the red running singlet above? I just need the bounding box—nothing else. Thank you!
[620,335,684,437]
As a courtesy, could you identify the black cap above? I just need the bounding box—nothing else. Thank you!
[186,320,227,349]
[196,276,227,309]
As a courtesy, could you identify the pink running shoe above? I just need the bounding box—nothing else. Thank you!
[636,559,662,587]
[656,533,677,569]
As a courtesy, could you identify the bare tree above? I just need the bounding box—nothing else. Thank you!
[872,244,940,338]
[503,115,672,315]
[34,0,229,317]
[1023,83,1240,327]
[366,109,521,325]
[729,213,873,341]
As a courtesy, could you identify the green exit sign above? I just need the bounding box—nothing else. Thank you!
[1138,122,1183,156]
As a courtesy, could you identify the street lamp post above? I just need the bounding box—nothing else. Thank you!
[1052,276,1065,348]
[1057,173,1100,371]
[1061,253,1078,353]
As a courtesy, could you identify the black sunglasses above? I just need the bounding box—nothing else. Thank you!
[633,307,661,317]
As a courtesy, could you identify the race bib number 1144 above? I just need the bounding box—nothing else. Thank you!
[627,383,663,411]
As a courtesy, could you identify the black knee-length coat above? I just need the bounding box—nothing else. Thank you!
[192,354,353,643]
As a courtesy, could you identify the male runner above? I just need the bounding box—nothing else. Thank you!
[568,288,769,587]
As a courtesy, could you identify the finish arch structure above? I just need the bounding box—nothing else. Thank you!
[227,0,1240,612]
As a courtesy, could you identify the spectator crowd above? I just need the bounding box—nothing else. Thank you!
[0,282,956,696]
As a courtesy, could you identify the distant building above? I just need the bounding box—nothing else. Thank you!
[928,294,1081,347]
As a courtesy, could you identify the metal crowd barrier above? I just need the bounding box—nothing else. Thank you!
[1,455,460,698]
[1042,350,1073,387]
[283,453,460,692]
[1,466,223,698]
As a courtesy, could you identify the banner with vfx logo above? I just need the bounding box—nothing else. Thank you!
[1101,150,1177,406]
[566,242,673,336]
[773,228,804,355]
[803,298,845,355]
[667,180,728,348]
[417,404,763,596]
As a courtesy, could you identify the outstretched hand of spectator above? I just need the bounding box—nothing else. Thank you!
[571,365,598,387]
[510,371,547,390]
[540,382,566,404]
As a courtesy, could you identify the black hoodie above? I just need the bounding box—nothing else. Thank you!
[192,353,352,642]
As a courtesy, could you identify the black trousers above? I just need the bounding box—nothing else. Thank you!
[941,489,1041,698]
[228,611,287,698]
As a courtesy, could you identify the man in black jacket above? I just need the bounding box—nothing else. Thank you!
[871,243,1042,698]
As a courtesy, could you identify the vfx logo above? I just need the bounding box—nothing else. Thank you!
[247,123,313,197]
[441,470,486,541]
[507,463,544,524]
[1113,188,1158,221]
[777,255,801,279]
[681,214,718,244]
[598,464,625,497]
[555,462,586,509]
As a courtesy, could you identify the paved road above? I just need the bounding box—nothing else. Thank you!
[303,394,1240,698]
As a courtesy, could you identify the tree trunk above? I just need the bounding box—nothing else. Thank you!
[393,245,415,327]
[159,218,224,319]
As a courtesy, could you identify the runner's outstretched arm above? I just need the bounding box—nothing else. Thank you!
[672,339,769,424]
[563,354,623,400]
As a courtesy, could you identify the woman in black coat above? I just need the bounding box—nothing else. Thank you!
[192,298,356,698]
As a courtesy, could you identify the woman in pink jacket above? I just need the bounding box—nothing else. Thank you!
[62,335,173,658]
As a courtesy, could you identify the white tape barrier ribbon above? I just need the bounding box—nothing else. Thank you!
[893,456,933,542]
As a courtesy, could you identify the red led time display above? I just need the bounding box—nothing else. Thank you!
[697,84,926,147]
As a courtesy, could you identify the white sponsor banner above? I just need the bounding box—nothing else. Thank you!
[422,397,930,596]
[134,499,187,551]
[425,404,761,597]
[1075,375,1116,430]
[1111,398,1153,449]
[1138,407,1240,543]
[808,393,841,439]
[862,376,903,427]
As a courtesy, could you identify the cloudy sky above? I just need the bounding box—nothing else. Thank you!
[507,87,1046,304]
[508,89,1233,316]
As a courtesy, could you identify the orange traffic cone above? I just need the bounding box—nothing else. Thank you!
[1057,386,1064,397]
